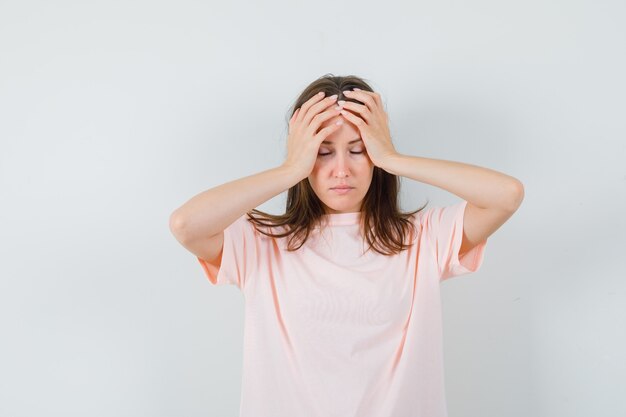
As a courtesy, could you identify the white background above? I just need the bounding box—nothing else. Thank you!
[1,0,625,416]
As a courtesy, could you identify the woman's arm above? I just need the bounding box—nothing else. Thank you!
[381,154,523,211]
[381,153,524,257]
[169,164,300,242]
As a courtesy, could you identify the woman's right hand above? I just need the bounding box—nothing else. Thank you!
[281,92,344,181]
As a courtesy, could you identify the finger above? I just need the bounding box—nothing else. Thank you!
[302,94,338,125]
[360,90,384,109]
[353,88,382,106]
[339,109,365,126]
[344,89,377,112]
[337,100,371,123]
[303,96,338,126]
[315,120,343,142]
[309,105,344,134]
[296,92,328,123]
[290,107,300,124]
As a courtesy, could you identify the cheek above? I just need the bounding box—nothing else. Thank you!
[309,165,322,179]
[357,159,373,172]
[307,170,323,189]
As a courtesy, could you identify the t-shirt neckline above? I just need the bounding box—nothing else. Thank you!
[320,211,362,226]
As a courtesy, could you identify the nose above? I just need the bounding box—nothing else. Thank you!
[333,153,350,178]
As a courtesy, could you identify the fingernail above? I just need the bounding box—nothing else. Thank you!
[329,94,338,100]
[337,100,345,106]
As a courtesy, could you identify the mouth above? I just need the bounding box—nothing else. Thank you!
[330,187,354,194]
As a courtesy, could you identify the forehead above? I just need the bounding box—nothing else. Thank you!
[320,115,362,144]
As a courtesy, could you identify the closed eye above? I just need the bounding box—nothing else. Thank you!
[319,151,363,156]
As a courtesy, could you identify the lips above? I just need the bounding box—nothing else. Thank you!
[331,186,354,189]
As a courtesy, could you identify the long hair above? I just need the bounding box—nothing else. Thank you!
[245,73,428,256]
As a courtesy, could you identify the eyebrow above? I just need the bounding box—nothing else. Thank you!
[321,138,362,145]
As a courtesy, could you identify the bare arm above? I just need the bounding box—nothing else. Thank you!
[169,164,301,244]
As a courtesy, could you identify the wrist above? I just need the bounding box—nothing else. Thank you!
[379,153,403,175]
[277,164,307,184]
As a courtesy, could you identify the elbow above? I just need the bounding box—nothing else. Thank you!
[508,180,525,211]
[169,211,188,240]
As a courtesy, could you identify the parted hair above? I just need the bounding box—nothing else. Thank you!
[244,73,428,256]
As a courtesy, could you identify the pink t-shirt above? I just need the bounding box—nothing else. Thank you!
[197,200,487,417]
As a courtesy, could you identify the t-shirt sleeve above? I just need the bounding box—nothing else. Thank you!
[196,214,258,290]
[422,200,488,281]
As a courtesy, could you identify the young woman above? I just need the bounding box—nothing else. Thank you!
[169,74,524,417]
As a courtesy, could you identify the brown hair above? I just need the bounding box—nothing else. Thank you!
[244,73,428,256]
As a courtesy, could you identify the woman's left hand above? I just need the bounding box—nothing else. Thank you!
[338,88,398,168]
